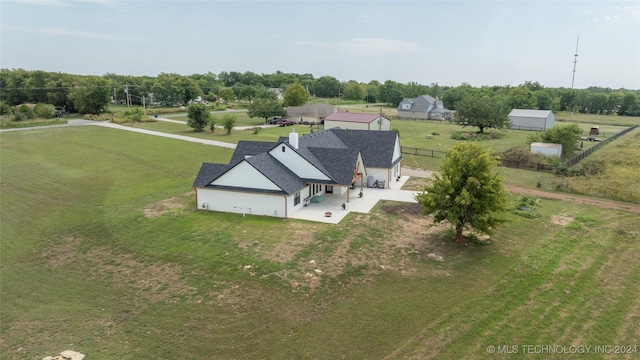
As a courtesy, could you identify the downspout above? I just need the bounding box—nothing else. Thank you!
[284,195,288,218]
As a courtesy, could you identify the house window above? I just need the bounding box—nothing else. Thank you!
[294,191,301,206]
[282,146,285,152]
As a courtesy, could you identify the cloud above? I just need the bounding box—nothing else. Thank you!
[4,25,150,42]
[621,5,640,22]
[299,37,425,55]
[604,14,622,24]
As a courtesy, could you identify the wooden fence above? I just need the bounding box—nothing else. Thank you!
[401,146,447,158]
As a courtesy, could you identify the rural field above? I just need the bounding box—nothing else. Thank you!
[1,125,639,359]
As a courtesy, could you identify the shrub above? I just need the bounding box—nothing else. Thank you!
[581,159,606,175]
[33,103,55,119]
[252,127,261,135]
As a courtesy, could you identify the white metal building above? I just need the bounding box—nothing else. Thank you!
[509,109,555,131]
[323,112,391,131]
[530,142,563,157]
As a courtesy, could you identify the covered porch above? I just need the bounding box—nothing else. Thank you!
[289,175,415,224]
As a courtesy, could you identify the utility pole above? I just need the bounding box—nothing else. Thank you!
[571,36,580,89]
[142,94,146,115]
[124,84,131,110]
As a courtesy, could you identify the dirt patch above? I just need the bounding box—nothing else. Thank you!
[551,215,575,226]
[381,202,423,217]
[83,247,194,303]
[143,192,191,219]
[39,236,81,269]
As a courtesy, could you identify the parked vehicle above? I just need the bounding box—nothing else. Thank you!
[268,117,283,124]
[279,120,295,126]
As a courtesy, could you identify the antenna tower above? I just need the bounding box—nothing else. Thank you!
[571,36,580,89]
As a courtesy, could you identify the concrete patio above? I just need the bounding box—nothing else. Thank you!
[288,175,420,224]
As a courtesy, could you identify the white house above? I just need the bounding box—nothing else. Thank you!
[193,128,402,218]
[323,112,391,131]
[509,109,555,131]
[531,142,562,157]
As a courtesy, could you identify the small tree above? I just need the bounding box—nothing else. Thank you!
[452,96,509,133]
[416,143,508,241]
[527,123,582,158]
[218,88,236,104]
[186,103,210,132]
[125,107,145,124]
[283,82,310,106]
[222,114,236,134]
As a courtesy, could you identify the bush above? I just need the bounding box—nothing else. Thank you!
[252,127,262,135]
[18,105,35,120]
[33,103,55,119]
[581,159,606,175]
[0,102,12,115]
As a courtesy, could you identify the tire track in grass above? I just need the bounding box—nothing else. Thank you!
[386,231,582,359]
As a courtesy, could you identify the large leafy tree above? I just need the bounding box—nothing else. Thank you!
[527,122,582,158]
[508,87,537,109]
[283,82,310,106]
[186,103,210,132]
[452,95,509,133]
[342,80,365,101]
[248,99,286,122]
[68,76,111,114]
[417,143,508,241]
[378,80,404,106]
[152,73,185,106]
[313,76,341,98]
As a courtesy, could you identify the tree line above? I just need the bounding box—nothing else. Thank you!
[1,69,639,116]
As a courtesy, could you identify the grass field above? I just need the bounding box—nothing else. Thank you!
[2,126,639,359]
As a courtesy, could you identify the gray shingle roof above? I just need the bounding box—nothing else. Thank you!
[193,163,233,187]
[330,129,400,168]
[195,128,400,192]
[230,140,278,164]
[285,103,343,118]
[307,147,360,185]
[245,153,308,194]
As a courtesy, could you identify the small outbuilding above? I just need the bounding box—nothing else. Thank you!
[509,109,555,131]
[531,142,562,158]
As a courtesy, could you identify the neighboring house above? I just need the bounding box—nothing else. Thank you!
[509,109,555,131]
[323,112,391,131]
[531,142,562,157]
[285,103,343,124]
[193,128,402,218]
[397,95,455,120]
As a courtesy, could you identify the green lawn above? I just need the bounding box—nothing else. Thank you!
[1,126,639,359]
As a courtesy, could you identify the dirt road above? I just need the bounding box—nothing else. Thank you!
[402,166,640,214]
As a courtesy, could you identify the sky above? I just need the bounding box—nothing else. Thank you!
[1,0,639,89]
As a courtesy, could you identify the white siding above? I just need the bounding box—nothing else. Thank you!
[367,168,391,188]
[376,116,391,131]
[212,161,281,191]
[269,144,331,180]
[197,189,287,217]
[324,120,370,130]
[392,136,401,164]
